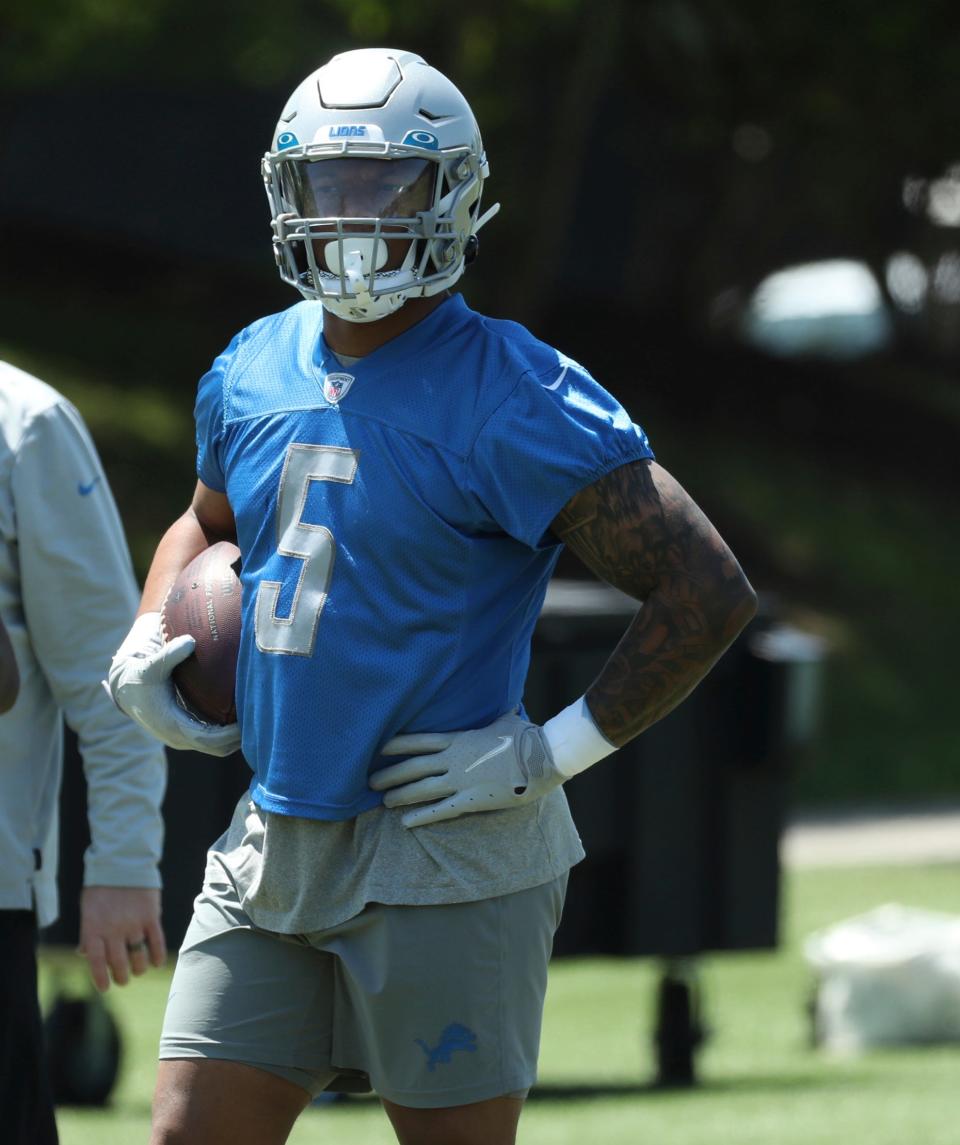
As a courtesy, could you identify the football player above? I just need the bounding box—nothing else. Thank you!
[109,48,756,1145]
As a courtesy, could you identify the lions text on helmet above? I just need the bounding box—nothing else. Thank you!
[262,49,500,323]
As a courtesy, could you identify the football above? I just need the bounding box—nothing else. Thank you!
[161,541,242,725]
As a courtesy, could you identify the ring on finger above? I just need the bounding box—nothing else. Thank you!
[126,938,148,954]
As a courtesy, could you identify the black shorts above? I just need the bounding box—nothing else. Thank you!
[0,910,58,1145]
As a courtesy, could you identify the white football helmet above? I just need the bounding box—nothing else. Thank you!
[262,48,500,322]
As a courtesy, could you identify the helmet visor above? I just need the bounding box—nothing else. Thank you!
[282,157,436,220]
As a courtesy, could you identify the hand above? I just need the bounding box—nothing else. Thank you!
[370,712,565,828]
[79,886,166,992]
[107,612,241,756]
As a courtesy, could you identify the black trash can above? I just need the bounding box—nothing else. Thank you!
[526,579,822,958]
[524,578,824,1084]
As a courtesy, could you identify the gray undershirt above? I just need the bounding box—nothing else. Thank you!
[331,351,362,367]
[209,789,585,935]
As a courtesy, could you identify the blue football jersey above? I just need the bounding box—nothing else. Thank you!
[195,293,654,819]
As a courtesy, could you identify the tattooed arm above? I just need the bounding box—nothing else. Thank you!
[550,459,757,748]
[371,458,757,826]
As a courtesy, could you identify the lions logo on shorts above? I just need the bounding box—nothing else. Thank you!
[415,1023,478,1071]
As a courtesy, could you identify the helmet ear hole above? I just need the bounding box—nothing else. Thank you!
[464,235,479,265]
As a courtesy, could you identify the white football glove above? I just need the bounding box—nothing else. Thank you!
[107,612,241,757]
[370,712,566,828]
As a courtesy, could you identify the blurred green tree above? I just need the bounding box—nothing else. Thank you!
[4,0,960,332]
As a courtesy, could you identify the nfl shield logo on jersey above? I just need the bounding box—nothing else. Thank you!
[323,372,355,404]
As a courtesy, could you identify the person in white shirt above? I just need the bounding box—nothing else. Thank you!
[0,361,168,1145]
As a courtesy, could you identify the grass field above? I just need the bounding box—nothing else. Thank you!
[41,861,960,1144]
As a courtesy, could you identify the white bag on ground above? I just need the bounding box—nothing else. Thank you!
[804,903,960,1052]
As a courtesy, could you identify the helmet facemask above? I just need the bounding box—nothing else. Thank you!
[264,145,496,323]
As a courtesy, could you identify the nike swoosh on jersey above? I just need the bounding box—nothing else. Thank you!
[77,475,102,496]
[464,736,514,772]
[542,365,569,391]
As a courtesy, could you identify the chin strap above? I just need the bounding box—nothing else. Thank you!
[319,236,426,322]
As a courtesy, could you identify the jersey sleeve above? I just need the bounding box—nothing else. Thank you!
[195,331,245,492]
[466,360,654,548]
[12,400,166,889]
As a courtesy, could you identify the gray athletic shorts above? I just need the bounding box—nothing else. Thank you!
[159,865,568,1109]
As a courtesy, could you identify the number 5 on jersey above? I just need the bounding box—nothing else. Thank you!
[254,443,359,656]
